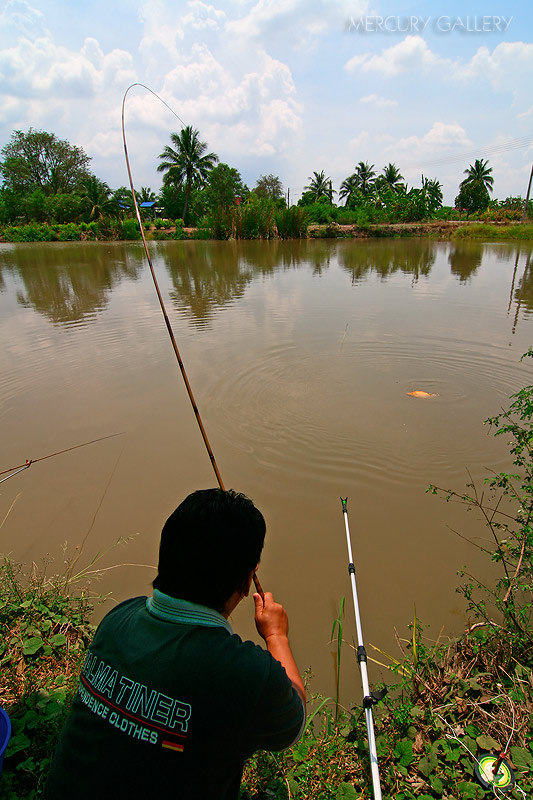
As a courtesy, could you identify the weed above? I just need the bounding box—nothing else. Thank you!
[0,557,95,798]
[331,597,345,720]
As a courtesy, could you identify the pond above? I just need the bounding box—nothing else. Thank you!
[1,237,532,702]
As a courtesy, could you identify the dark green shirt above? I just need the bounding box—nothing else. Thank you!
[43,592,304,799]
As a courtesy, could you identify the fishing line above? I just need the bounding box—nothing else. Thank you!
[0,432,125,483]
[121,83,225,492]
[121,86,265,599]
[436,695,526,797]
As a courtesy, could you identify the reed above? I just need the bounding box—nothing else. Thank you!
[275,206,308,238]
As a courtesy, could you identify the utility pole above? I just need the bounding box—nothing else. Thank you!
[287,188,290,207]
[522,164,533,222]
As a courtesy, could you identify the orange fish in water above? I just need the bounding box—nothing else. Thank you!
[407,390,436,398]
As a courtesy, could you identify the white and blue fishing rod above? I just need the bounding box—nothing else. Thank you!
[340,497,383,800]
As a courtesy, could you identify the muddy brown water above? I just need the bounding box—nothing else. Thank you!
[1,238,532,703]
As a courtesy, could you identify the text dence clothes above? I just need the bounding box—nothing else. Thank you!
[43,591,305,799]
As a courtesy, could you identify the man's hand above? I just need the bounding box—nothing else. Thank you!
[253,591,289,641]
[253,591,306,708]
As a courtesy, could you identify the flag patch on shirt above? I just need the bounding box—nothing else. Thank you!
[162,739,184,753]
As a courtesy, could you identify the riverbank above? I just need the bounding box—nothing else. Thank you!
[309,221,533,240]
[1,219,532,243]
[1,552,531,800]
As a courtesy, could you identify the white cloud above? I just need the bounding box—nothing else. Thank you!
[360,94,398,108]
[0,0,47,40]
[345,35,448,75]
[135,2,304,161]
[395,122,471,153]
[157,46,303,157]
[348,131,371,149]
[181,1,226,32]
[455,41,533,90]
[227,0,369,50]
[0,23,136,101]
[344,36,533,112]
[348,130,394,150]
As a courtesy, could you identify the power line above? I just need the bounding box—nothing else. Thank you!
[401,134,533,171]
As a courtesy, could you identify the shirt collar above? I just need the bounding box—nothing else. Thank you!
[146,589,233,635]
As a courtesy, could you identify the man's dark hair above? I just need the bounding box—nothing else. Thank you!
[153,488,266,612]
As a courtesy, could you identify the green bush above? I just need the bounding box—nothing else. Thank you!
[275,206,308,238]
[0,221,102,242]
[335,209,359,225]
[0,223,56,242]
[0,557,94,799]
[303,202,337,224]
[119,219,141,240]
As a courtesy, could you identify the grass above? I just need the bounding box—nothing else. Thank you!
[2,562,531,800]
[240,625,533,799]
[453,223,533,240]
[0,557,95,798]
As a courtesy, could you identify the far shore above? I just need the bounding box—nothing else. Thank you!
[1,219,532,243]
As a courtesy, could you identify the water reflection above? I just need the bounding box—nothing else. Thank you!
[159,239,337,324]
[2,239,533,333]
[336,239,436,283]
[510,252,533,333]
[156,241,253,325]
[0,243,144,325]
[448,243,483,282]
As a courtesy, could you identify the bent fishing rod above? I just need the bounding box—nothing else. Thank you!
[340,497,384,800]
[121,85,264,599]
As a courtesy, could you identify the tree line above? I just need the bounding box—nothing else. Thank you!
[0,126,527,234]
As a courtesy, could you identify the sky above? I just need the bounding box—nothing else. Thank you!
[0,0,532,205]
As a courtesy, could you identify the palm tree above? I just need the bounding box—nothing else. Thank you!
[157,126,218,221]
[304,170,333,203]
[139,186,156,204]
[421,176,443,213]
[339,174,359,206]
[354,161,376,197]
[460,158,494,194]
[379,163,404,193]
[78,176,117,221]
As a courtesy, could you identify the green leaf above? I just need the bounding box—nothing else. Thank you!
[457,780,484,799]
[418,751,438,777]
[50,633,67,647]
[336,782,358,800]
[287,777,299,797]
[22,636,44,655]
[476,734,500,751]
[5,732,31,757]
[462,736,477,755]
[394,739,413,766]
[510,746,533,768]
[430,775,444,795]
[291,741,309,762]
